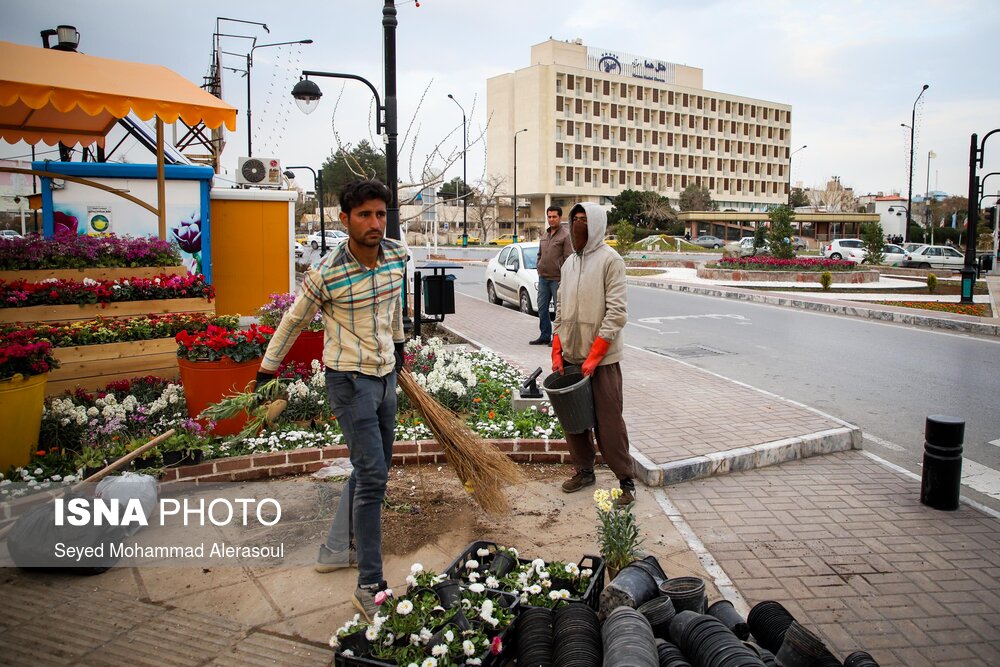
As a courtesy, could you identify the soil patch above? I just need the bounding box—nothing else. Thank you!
[382,463,569,555]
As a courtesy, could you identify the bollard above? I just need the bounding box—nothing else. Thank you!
[920,415,964,511]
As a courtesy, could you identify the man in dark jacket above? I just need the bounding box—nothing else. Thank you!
[531,205,573,345]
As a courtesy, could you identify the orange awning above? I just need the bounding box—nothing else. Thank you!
[0,41,237,147]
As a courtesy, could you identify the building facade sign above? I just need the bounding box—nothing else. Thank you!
[586,46,676,84]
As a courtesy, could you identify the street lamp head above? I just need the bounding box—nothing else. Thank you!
[447,93,454,99]
[291,78,322,115]
[921,84,929,91]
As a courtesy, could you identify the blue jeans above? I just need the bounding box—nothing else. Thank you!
[324,369,397,585]
[537,277,559,341]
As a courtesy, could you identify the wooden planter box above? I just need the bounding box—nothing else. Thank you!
[48,338,179,396]
[0,297,214,325]
[0,265,187,283]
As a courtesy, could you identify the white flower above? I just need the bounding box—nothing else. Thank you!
[419,628,433,643]
[410,634,421,646]
[328,635,339,648]
[467,659,482,666]
[33,468,42,475]
[485,576,500,589]
[465,559,479,570]
[421,657,438,667]
[581,568,593,578]
[532,558,546,571]
[396,600,414,616]
[410,562,424,574]
[444,629,454,643]
[527,584,542,595]
[365,626,379,641]
[405,574,416,586]
[469,583,485,594]
[477,547,490,558]
[463,640,477,656]
[468,572,480,582]
[341,649,354,657]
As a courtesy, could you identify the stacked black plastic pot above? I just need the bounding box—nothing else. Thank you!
[602,606,659,667]
[553,602,602,667]
[843,651,881,667]
[668,610,766,666]
[517,607,555,666]
[746,600,797,654]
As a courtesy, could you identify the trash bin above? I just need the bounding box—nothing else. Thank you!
[422,274,456,315]
[542,365,595,434]
[979,254,993,273]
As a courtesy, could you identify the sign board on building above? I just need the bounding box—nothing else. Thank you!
[586,46,677,84]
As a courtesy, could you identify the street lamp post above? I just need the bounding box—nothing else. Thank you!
[283,166,326,254]
[904,84,930,244]
[786,144,807,206]
[447,94,468,247]
[247,39,313,157]
[925,150,936,243]
[513,128,527,243]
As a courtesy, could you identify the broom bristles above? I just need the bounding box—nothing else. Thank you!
[398,370,525,515]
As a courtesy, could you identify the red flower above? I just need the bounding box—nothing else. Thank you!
[490,636,503,655]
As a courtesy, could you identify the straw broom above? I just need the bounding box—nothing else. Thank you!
[397,369,524,515]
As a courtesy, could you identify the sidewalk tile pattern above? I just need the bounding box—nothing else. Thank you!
[666,451,1000,667]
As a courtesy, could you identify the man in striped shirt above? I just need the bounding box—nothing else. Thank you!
[256,179,406,620]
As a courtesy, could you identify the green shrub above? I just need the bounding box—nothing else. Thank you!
[819,271,833,291]
[861,221,885,265]
[927,273,938,293]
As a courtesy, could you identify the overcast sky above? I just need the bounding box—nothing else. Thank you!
[3,0,998,201]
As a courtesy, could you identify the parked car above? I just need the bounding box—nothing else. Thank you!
[605,235,618,247]
[821,238,864,260]
[306,229,347,249]
[726,237,770,257]
[902,244,966,269]
[0,230,23,239]
[691,234,725,249]
[790,236,808,251]
[485,242,553,315]
[842,243,907,266]
[294,241,305,260]
[902,243,927,254]
[488,234,516,246]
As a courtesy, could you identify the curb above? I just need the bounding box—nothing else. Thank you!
[628,278,1000,337]
[631,426,861,487]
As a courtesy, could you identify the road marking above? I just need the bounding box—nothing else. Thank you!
[638,313,747,323]
[864,433,906,452]
[989,438,1000,448]
[861,451,1000,521]
[653,489,750,617]
[962,458,1000,501]
[626,321,676,334]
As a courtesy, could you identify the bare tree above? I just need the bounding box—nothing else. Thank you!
[809,177,856,212]
[470,174,507,240]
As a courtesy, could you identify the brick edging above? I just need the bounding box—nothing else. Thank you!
[160,439,591,486]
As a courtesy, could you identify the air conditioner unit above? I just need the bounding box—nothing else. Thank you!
[237,157,283,187]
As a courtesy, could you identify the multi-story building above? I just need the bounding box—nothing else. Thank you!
[487,39,794,238]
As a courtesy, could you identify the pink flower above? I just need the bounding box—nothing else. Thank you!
[374,590,391,606]
[490,636,503,655]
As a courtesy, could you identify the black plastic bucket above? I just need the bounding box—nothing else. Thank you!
[543,365,595,434]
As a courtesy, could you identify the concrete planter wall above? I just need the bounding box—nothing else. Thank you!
[697,267,880,283]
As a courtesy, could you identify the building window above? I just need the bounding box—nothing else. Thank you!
[611,147,617,162]
[585,168,591,182]
[627,149,633,163]
[681,175,688,188]
[653,89,659,103]
[636,86,643,101]
[725,100,731,114]
[619,169,626,182]
[731,120,737,133]
[667,133,674,147]
[659,110,666,125]
[636,129,643,143]
[567,166,574,180]
[667,173,673,188]
[717,157,723,170]
[644,151,650,165]
[556,96,563,112]
[603,125,610,140]
[710,138,716,151]
[620,126,626,141]
[575,98,583,114]
[668,91,674,105]
[710,177,715,189]
[659,153,665,166]
[652,132,658,145]
[636,171,642,185]
[644,108,650,123]
[586,77,593,93]
[750,144,756,156]
[556,144,563,158]
[611,105,617,119]
[736,178,742,191]
[749,180,755,192]
[702,156,708,170]
[567,120,575,135]
[711,98,717,112]
[688,155,694,169]
[567,74,574,90]
[674,154,680,167]
[593,146,600,161]
[683,93,689,107]
[703,117,709,131]
[696,136,703,150]
[738,102,744,115]
[682,135,688,148]
[689,115,695,129]
[755,162,760,174]
[620,82,627,97]
[586,123,592,138]
[603,80,610,96]
[594,100,600,116]
[717,119,723,132]
[603,169,609,184]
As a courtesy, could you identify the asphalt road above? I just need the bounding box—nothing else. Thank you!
[432,254,1000,509]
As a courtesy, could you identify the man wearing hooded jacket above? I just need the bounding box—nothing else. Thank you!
[551,202,635,505]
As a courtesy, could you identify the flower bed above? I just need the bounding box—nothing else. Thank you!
[2,337,564,490]
[0,273,212,308]
[716,256,856,271]
[0,234,180,271]
[698,265,879,284]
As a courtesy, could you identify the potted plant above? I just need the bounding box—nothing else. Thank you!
[74,445,107,479]
[0,330,59,470]
[158,421,208,467]
[256,292,324,367]
[174,324,274,436]
[594,488,643,578]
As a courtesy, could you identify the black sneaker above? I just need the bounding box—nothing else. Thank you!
[561,469,596,493]
[529,338,551,346]
[315,544,358,573]
[616,480,636,507]
[353,580,391,621]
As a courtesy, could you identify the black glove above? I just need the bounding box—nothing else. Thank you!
[255,370,277,392]
[394,342,405,373]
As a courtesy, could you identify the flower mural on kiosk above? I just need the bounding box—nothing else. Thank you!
[171,211,202,274]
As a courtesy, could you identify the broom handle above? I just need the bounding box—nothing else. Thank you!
[0,429,175,542]
[72,428,176,491]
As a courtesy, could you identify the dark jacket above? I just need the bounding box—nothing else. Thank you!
[536,222,573,280]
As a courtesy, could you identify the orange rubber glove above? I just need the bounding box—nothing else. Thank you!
[581,337,610,376]
[551,334,564,374]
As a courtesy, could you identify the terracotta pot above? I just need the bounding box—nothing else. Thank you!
[177,357,259,436]
[0,373,47,471]
[284,330,324,368]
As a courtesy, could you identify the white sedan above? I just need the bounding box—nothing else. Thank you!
[843,243,907,266]
[902,245,965,269]
[306,229,347,249]
[485,242,553,315]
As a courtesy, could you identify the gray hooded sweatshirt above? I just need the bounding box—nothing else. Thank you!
[554,202,627,366]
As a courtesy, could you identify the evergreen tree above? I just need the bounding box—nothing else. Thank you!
[861,221,885,265]
[678,183,717,212]
[766,205,796,259]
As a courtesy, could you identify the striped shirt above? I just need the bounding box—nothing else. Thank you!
[261,238,406,377]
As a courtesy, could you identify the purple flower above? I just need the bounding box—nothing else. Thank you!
[53,211,79,237]
[172,212,202,254]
